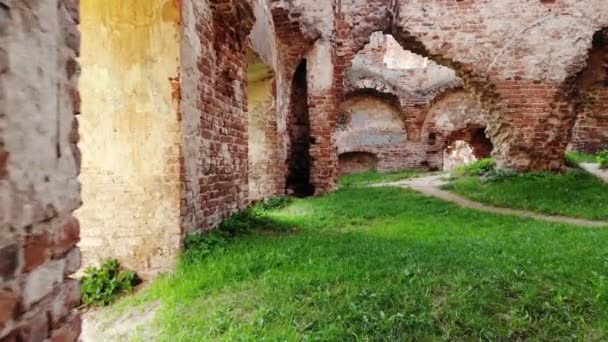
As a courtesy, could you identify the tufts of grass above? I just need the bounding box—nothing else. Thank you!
[110,187,608,341]
[444,169,608,220]
[339,169,422,188]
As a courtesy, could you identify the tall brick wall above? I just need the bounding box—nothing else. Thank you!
[180,0,255,232]
[1,0,82,340]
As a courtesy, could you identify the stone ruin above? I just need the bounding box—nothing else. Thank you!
[1,0,608,340]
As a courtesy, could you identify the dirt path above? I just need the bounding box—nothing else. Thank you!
[374,174,608,228]
[580,163,608,183]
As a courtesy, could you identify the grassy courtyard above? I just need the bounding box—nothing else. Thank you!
[108,184,608,341]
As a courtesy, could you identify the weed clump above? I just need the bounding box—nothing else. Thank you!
[81,259,139,307]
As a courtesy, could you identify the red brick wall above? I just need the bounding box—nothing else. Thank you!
[1,0,82,340]
[282,0,608,189]
[180,0,255,232]
[571,87,608,153]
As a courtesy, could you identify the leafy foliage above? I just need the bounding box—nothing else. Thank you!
[81,259,139,307]
[597,150,608,169]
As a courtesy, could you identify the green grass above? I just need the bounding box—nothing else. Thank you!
[112,187,608,341]
[339,170,421,187]
[444,169,608,220]
[566,152,598,166]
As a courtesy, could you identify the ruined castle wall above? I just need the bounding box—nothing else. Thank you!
[0,0,82,340]
[180,0,254,232]
[285,0,608,183]
[393,0,608,171]
[77,0,183,278]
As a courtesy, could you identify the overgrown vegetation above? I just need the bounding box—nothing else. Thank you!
[445,168,608,220]
[81,259,139,307]
[339,169,421,187]
[109,187,608,340]
[598,150,608,169]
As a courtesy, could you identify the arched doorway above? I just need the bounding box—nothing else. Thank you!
[286,60,314,197]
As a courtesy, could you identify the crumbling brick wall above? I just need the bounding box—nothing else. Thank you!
[571,88,608,153]
[180,0,255,232]
[422,91,491,169]
[1,0,82,340]
[341,34,487,172]
[281,0,608,189]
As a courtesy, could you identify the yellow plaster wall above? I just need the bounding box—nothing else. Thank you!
[77,0,182,278]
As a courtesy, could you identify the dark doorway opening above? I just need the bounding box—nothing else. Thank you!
[286,60,314,197]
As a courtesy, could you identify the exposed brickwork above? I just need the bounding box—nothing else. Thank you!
[180,0,255,231]
[571,28,608,153]
[1,0,82,340]
[571,88,608,152]
[282,0,608,188]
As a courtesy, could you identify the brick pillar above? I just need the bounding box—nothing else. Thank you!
[491,80,575,171]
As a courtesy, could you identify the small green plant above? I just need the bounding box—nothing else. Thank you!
[81,259,139,307]
[597,150,608,169]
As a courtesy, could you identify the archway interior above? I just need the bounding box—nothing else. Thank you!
[286,60,314,197]
[443,126,493,171]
